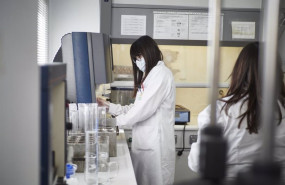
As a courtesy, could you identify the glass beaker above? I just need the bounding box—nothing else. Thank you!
[98,153,119,185]
[85,131,98,185]
[108,161,119,181]
[98,152,109,185]
[98,135,109,161]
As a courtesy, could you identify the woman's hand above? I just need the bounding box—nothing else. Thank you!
[96,97,110,108]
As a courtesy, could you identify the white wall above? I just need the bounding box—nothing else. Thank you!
[113,0,262,9]
[0,0,39,185]
[49,0,100,62]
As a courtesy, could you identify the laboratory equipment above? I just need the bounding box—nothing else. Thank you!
[65,163,79,185]
[78,103,86,132]
[69,108,79,134]
[175,105,191,125]
[108,161,119,180]
[98,153,119,185]
[67,103,117,174]
[98,106,107,129]
[40,63,67,185]
[67,134,86,172]
[98,135,110,161]
[60,32,113,103]
[98,126,117,157]
[85,131,98,185]
[98,108,117,157]
[66,163,77,178]
[110,87,135,106]
[84,103,98,132]
[98,152,109,185]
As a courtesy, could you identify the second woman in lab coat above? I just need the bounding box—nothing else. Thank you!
[188,42,285,179]
[98,35,176,185]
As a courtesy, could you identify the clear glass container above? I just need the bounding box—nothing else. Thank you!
[85,131,98,185]
[98,106,107,129]
[98,135,109,161]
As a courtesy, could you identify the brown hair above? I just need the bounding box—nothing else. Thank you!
[222,42,285,134]
[130,35,163,97]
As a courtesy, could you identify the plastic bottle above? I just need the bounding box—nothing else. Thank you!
[65,163,78,185]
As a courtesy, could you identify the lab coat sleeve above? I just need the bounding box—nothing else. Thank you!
[188,101,226,172]
[108,103,134,116]
[115,70,171,127]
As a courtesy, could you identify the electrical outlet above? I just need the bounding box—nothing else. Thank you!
[189,135,197,145]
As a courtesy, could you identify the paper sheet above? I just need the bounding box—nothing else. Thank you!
[188,12,224,40]
[231,21,255,39]
[188,13,209,40]
[153,12,188,39]
[121,15,146,36]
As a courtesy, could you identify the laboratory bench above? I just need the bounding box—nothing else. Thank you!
[73,125,199,185]
[74,129,137,185]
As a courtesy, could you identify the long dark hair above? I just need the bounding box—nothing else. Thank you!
[222,42,285,134]
[130,35,163,97]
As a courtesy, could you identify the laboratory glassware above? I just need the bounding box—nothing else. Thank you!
[85,131,98,185]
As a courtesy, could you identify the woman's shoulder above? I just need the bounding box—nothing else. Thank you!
[218,95,247,106]
[147,61,173,80]
[152,61,169,72]
[218,95,249,117]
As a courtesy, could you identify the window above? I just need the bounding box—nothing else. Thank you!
[37,0,48,63]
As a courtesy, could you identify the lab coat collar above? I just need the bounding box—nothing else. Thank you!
[157,60,164,66]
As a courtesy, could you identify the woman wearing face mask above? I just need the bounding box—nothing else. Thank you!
[97,35,176,185]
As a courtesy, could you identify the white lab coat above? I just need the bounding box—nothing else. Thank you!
[188,96,285,180]
[109,61,176,185]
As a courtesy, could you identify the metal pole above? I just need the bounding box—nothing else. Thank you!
[207,0,221,125]
[260,0,280,163]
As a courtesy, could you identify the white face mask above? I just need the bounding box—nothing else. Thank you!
[135,57,146,72]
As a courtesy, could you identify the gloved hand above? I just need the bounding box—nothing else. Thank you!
[96,97,110,108]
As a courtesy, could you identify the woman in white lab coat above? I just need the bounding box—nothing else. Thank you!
[98,35,176,185]
[188,42,285,179]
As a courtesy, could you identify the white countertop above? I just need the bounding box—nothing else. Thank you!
[124,124,199,131]
[72,129,137,185]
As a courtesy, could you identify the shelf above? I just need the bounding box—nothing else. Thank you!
[111,38,254,47]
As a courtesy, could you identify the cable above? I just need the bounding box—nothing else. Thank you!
[177,124,186,156]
